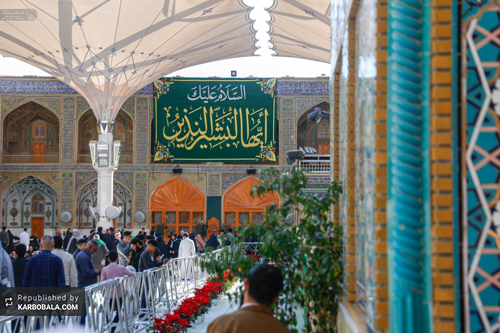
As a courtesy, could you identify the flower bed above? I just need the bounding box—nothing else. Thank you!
[151,271,234,333]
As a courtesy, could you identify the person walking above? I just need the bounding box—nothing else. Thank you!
[67,229,83,254]
[117,231,132,266]
[22,235,65,287]
[207,264,290,333]
[7,230,14,254]
[11,244,26,287]
[155,234,169,257]
[105,227,117,252]
[195,234,206,253]
[128,238,144,271]
[217,228,226,246]
[189,233,198,253]
[73,239,88,259]
[0,227,9,252]
[101,250,136,333]
[91,235,109,272]
[205,234,221,251]
[75,240,100,287]
[178,233,195,280]
[63,229,72,249]
[19,228,30,248]
[52,236,78,287]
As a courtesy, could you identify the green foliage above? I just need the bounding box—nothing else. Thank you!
[155,224,165,236]
[195,222,209,237]
[204,168,343,332]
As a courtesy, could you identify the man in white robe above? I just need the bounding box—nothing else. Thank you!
[178,233,196,280]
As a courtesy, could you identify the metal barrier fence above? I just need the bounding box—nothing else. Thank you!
[0,246,235,333]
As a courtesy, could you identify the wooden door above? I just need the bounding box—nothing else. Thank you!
[31,218,44,238]
[317,143,330,155]
[32,143,46,163]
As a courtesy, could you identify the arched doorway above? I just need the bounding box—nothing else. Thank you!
[1,176,59,235]
[297,101,330,154]
[2,102,60,164]
[77,109,134,163]
[150,177,205,235]
[76,180,132,229]
[223,177,279,227]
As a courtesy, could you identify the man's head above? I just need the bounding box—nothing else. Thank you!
[136,234,146,242]
[53,236,63,249]
[23,228,27,232]
[86,239,99,254]
[141,228,145,232]
[146,240,158,253]
[244,264,284,307]
[219,228,226,235]
[228,227,234,234]
[14,244,26,258]
[2,226,6,231]
[131,238,143,249]
[77,238,87,250]
[183,233,189,239]
[107,250,119,263]
[106,229,110,235]
[110,227,114,233]
[97,227,103,233]
[40,235,54,251]
[146,235,155,241]
[123,231,132,243]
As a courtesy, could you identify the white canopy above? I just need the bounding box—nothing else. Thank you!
[268,0,331,63]
[0,0,331,121]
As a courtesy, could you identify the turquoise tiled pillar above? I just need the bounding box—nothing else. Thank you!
[387,0,432,331]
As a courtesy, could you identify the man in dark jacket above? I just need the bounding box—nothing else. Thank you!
[139,240,167,272]
[105,227,117,252]
[11,244,27,288]
[75,240,100,287]
[128,238,144,271]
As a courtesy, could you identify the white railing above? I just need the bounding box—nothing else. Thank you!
[297,154,331,174]
[1,246,234,333]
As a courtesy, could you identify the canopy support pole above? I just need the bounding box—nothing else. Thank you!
[89,121,121,230]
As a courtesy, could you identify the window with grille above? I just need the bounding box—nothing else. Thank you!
[32,193,45,214]
[318,122,329,138]
[33,121,46,138]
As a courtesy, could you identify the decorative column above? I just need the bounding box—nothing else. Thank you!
[90,120,121,229]
[387,0,432,331]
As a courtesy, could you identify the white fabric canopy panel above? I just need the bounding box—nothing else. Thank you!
[268,0,331,63]
[0,0,256,121]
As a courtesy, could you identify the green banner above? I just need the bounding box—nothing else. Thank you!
[153,78,278,163]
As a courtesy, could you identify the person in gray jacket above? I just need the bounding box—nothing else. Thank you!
[91,235,109,272]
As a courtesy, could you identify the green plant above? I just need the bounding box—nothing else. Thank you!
[155,224,165,236]
[195,222,208,237]
[205,168,343,332]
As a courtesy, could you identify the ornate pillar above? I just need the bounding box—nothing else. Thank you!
[387,0,432,331]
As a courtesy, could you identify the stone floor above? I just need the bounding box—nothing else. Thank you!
[188,285,241,333]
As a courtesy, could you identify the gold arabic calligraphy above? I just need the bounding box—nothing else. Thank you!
[187,83,246,103]
[162,105,268,151]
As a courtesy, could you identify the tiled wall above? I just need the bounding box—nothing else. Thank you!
[463,1,500,332]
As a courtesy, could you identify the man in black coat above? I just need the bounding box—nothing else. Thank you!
[105,227,117,252]
[11,244,27,287]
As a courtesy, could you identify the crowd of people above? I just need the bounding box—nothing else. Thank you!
[0,225,242,289]
[0,225,288,332]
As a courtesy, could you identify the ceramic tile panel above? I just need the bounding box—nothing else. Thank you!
[355,0,377,329]
[463,3,500,332]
